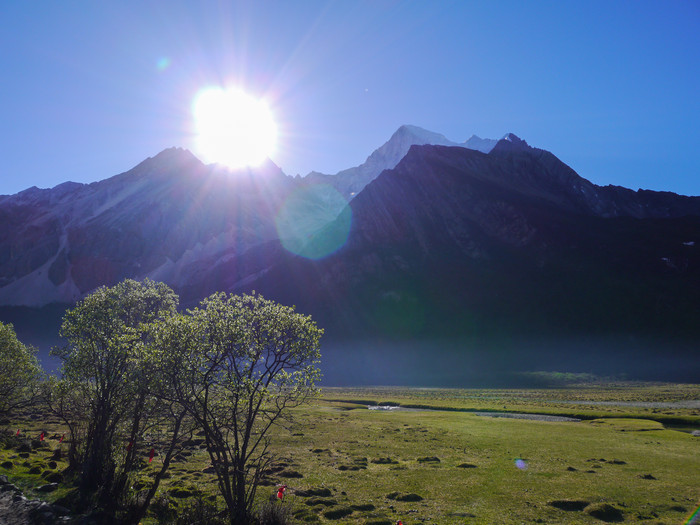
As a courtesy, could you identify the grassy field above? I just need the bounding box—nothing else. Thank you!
[1,383,699,524]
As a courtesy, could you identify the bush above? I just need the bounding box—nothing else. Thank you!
[0,430,23,451]
[0,322,41,418]
[149,494,178,523]
[175,495,226,525]
[257,500,294,525]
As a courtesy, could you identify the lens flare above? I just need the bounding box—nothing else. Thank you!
[515,458,528,470]
[156,57,171,71]
[685,504,700,524]
[275,183,351,259]
[193,87,277,169]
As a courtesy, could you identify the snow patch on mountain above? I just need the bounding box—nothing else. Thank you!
[463,134,498,153]
[306,125,499,199]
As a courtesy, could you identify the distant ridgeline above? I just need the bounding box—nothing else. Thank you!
[1,127,699,384]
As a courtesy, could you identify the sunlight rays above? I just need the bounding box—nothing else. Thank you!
[193,87,277,169]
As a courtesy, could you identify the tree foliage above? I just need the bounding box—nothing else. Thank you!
[41,282,322,524]
[151,292,322,525]
[49,278,181,517]
[0,320,41,419]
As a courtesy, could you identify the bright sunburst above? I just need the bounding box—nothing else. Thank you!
[193,87,277,169]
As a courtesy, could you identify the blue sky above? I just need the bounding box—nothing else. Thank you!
[1,1,698,196]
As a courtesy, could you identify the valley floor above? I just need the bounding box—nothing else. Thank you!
[1,383,699,524]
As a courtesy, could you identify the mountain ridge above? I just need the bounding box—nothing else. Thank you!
[1,127,699,383]
[2,131,699,307]
[304,125,498,199]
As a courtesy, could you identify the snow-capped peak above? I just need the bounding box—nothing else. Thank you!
[502,133,527,145]
[393,124,455,146]
[463,135,498,153]
[304,125,501,199]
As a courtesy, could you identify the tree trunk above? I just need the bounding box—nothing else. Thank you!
[125,411,185,525]
[232,465,248,525]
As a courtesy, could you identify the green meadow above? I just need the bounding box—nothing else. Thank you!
[2,383,699,524]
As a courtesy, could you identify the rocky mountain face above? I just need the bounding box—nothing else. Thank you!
[1,129,699,384]
[0,125,499,308]
[249,139,700,333]
[0,148,293,306]
[305,124,497,199]
[239,139,700,383]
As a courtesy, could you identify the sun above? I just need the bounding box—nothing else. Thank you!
[193,87,277,169]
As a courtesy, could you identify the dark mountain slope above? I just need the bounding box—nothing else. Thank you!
[230,143,700,383]
[0,148,292,305]
[1,138,698,384]
[148,141,700,349]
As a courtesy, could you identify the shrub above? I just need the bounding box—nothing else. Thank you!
[0,321,42,419]
[257,500,294,525]
[148,494,178,523]
[175,495,226,525]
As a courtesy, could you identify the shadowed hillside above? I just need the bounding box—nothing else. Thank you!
[1,132,699,385]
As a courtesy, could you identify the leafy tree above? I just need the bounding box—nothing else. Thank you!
[118,336,196,525]
[0,321,42,419]
[50,278,180,516]
[152,292,322,525]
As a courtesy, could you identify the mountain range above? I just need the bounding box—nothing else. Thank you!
[1,127,699,385]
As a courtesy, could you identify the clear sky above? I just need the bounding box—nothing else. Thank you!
[1,1,698,196]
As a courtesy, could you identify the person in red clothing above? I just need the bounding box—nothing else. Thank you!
[277,485,287,500]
